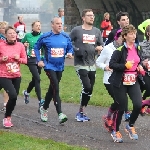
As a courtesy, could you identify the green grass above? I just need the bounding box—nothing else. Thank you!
[20,65,133,110]
[0,130,88,150]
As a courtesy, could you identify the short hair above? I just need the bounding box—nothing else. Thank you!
[121,24,137,42]
[18,16,23,20]
[104,12,109,18]
[51,16,61,24]
[31,21,40,28]
[145,25,150,41]
[58,8,64,12]
[5,26,16,34]
[116,11,129,21]
[0,21,8,29]
[82,9,93,17]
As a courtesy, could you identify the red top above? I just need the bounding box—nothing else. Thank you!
[0,41,27,78]
[14,22,26,32]
[101,20,112,38]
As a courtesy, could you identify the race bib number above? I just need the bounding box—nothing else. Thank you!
[123,73,136,85]
[31,49,36,57]
[51,48,64,58]
[106,30,111,35]
[83,34,96,44]
[18,31,25,39]
[146,61,150,71]
[6,62,19,73]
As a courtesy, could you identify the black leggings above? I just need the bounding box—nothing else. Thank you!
[27,64,42,101]
[43,70,62,115]
[76,69,96,107]
[112,81,142,132]
[0,77,21,118]
[104,84,128,112]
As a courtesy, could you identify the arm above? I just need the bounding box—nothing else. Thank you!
[34,36,43,62]
[66,36,74,54]
[101,21,109,30]
[109,50,126,71]
[21,34,27,43]
[96,47,108,70]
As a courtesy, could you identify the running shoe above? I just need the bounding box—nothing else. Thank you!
[140,107,146,116]
[102,115,113,132]
[75,112,86,122]
[145,107,150,115]
[83,113,90,121]
[111,130,123,143]
[3,117,13,128]
[38,99,45,113]
[125,125,138,140]
[124,112,131,121]
[59,113,68,124]
[40,106,48,122]
[1,106,6,111]
[22,90,30,104]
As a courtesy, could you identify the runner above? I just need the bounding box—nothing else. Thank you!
[21,21,44,112]
[0,21,9,111]
[14,16,26,42]
[100,12,113,42]
[69,9,103,122]
[105,11,131,121]
[109,24,144,143]
[0,26,27,128]
[139,25,150,115]
[138,19,150,40]
[34,16,73,124]
[96,29,123,132]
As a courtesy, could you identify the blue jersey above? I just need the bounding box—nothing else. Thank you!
[34,31,73,71]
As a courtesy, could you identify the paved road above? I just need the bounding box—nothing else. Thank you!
[0,95,150,150]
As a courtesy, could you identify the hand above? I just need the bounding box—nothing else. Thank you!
[14,54,20,60]
[137,65,144,72]
[24,42,29,47]
[95,46,103,51]
[125,60,134,69]
[38,61,45,67]
[142,59,148,66]
[63,26,67,31]
[66,53,73,59]
[104,66,113,72]
[2,56,8,61]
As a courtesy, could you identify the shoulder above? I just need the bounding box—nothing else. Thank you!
[38,31,53,40]
[24,32,31,37]
[139,40,149,47]
[60,32,70,39]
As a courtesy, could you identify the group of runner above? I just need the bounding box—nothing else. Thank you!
[0,8,150,143]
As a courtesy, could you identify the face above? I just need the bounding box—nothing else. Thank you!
[0,25,7,35]
[116,36,123,45]
[18,16,23,22]
[32,22,41,32]
[105,14,110,20]
[58,9,64,17]
[82,11,95,25]
[117,16,129,28]
[124,31,136,43]
[6,29,17,41]
[51,18,62,33]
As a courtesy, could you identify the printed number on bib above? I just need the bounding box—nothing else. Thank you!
[51,48,64,57]
[83,34,96,44]
[123,73,136,85]
[30,49,41,57]
[147,61,150,71]
[106,30,111,35]
[6,62,19,73]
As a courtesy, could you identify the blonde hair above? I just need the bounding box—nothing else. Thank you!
[104,12,109,18]
[0,21,8,29]
[121,24,137,42]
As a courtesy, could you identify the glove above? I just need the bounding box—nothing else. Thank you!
[125,61,133,69]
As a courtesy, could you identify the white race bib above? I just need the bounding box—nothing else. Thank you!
[123,73,136,85]
[106,30,111,35]
[6,62,19,73]
[51,48,64,58]
[83,34,96,44]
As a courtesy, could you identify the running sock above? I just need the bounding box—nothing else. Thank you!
[25,91,29,95]
[79,106,83,113]
[4,103,7,107]
[107,107,114,118]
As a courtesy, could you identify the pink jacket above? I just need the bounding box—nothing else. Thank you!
[0,41,27,78]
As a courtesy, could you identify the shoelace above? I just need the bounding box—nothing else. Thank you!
[130,127,136,134]
[116,131,122,138]
[141,107,145,113]
[107,119,113,126]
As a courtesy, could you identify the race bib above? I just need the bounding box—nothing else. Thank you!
[18,31,25,39]
[31,49,36,57]
[51,48,64,58]
[6,62,19,73]
[123,73,136,85]
[83,34,96,44]
[106,30,111,35]
[146,61,150,71]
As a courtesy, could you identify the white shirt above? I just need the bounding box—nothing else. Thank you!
[96,42,116,84]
